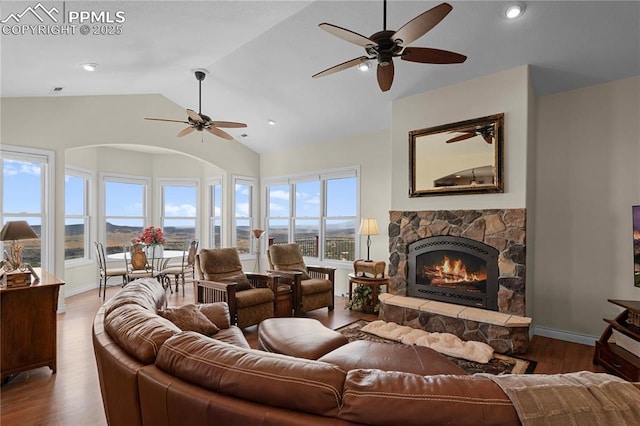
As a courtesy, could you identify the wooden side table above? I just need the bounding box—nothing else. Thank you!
[1,269,64,382]
[348,273,388,313]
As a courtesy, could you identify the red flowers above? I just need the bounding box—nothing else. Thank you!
[136,226,165,245]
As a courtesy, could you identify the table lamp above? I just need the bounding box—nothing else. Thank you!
[0,220,39,271]
[358,218,379,262]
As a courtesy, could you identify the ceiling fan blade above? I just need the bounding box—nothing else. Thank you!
[145,118,190,124]
[313,56,370,79]
[392,2,453,47]
[187,109,204,123]
[207,126,234,140]
[401,47,467,64]
[377,61,394,92]
[212,121,247,129]
[446,132,476,143]
[177,126,196,137]
[482,134,493,144]
[318,23,376,48]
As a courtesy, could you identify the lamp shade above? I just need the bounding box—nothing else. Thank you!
[358,218,379,236]
[0,221,38,241]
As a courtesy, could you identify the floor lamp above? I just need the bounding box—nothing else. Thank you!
[358,218,379,262]
[252,229,265,272]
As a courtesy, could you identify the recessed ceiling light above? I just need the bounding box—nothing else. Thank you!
[267,119,276,126]
[82,63,98,72]
[505,3,526,19]
[357,61,371,72]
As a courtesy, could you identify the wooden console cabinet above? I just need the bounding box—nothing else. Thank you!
[593,299,640,381]
[1,269,64,381]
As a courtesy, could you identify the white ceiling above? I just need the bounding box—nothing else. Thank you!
[2,1,639,154]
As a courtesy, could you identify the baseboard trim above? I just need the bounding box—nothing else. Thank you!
[533,326,598,347]
[64,282,99,298]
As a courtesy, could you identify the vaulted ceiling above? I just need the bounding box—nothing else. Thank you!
[2,1,638,154]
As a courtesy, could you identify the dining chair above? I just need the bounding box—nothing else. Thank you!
[160,239,199,296]
[124,243,158,282]
[94,241,128,301]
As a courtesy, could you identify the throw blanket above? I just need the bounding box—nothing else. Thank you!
[478,371,640,426]
[361,320,494,363]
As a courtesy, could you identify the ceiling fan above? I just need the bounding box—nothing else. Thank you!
[447,124,494,144]
[312,1,467,92]
[145,70,246,140]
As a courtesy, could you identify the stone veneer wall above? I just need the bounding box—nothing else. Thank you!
[388,209,526,316]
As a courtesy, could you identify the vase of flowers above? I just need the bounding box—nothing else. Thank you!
[136,226,165,259]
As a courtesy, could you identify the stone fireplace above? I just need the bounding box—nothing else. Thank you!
[388,209,526,315]
[379,209,530,354]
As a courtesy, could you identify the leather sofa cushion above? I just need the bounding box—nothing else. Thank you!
[156,331,346,417]
[258,318,348,360]
[318,340,467,376]
[104,303,180,364]
[198,302,231,329]
[339,369,519,425]
[103,277,166,317]
[213,327,251,349]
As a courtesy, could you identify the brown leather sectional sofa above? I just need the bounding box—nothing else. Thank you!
[92,278,639,425]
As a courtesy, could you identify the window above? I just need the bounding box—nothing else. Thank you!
[233,177,256,254]
[209,179,223,248]
[160,180,198,250]
[266,184,289,246]
[1,146,54,270]
[324,175,357,261]
[65,168,92,262]
[265,167,358,263]
[102,175,148,255]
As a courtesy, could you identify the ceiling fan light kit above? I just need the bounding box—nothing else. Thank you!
[145,69,247,140]
[313,1,467,92]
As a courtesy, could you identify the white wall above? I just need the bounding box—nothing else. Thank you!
[391,66,532,210]
[534,76,640,339]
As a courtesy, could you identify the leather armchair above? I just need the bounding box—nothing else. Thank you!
[193,248,278,329]
[267,243,335,316]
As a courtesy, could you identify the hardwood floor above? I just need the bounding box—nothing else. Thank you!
[0,282,606,425]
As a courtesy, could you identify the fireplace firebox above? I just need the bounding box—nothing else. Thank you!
[407,236,499,310]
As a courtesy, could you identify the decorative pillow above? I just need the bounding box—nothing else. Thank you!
[158,304,219,336]
[198,303,231,329]
[220,273,253,291]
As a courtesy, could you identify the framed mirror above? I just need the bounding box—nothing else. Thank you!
[409,113,504,197]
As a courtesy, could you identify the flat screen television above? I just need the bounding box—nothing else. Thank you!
[634,205,640,287]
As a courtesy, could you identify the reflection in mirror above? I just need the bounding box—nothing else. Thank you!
[409,113,504,197]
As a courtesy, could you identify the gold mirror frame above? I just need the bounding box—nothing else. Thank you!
[409,113,504,197]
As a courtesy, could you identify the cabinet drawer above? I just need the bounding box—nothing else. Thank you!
[596,342,640,381]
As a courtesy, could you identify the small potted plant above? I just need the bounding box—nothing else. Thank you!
[344,284,378,313]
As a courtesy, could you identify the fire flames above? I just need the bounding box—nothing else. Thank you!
[424,255,486,284]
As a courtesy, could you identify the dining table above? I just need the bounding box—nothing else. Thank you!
[107,249,185,283]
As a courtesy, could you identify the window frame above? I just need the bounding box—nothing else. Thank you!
[208,177,223,249]
[64,166,93,266]
[0,145,55,272]
[158,178,200,250]
[232,175,257,257]
[263,166,360,267]
[99,172,150,255]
